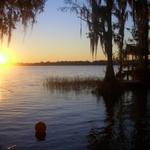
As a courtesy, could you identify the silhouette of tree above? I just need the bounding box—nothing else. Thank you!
[128,0,149,69]
[64,0,116,81]
[113,0,128,74]
[0,0,46,44]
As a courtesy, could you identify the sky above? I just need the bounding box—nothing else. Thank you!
[0,0,105,63]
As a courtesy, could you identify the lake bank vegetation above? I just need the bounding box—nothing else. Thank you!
[63,0,150,84]
[44,76,101,92]
[60,0,150,95]
[44,76,150,96]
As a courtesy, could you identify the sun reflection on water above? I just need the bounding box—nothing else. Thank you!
[0,91,2,102]
[0,65,14,103]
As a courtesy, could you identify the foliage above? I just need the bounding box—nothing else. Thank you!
[63,0,109,56]
[127,0,149,66]
[0,0,46,44]
[63,0,150,82]
[63,0,116,81]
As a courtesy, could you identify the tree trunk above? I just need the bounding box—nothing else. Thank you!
[135,0,149,81]
[136,0,148,69]
[142,0,149,70]
[118,25,124,74]
[104,0,115,81]
[105,53,115,81]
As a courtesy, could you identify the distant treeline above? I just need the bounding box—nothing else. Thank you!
[15,61,115,66]
[15,60,150,66]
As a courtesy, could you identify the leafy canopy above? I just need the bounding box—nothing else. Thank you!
[0,0,46,44]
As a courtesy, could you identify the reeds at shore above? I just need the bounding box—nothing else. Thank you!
[44,76,102,92]
[44,76,150,96]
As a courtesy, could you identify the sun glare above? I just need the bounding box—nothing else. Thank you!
[0,54,7,64]
[0,47,16,65]
[0,51,12,65]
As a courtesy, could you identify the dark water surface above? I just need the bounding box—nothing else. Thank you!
[0,66,149,150]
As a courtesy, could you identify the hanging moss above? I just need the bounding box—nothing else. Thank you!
[0,0,46,44]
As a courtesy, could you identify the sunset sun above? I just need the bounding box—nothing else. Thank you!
[0,49,17,65]
[0,54,7,64]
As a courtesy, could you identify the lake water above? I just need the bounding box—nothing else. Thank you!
[0,66,149,150]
